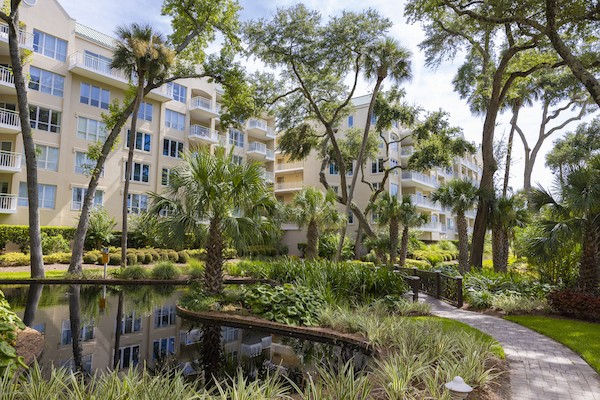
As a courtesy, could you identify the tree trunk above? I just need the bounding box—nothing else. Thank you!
[201,323,222,387]
[399,226,409,267]
[456,211,469,274]
[205,217,224,295]
[389,216,398,265]
[502,102,520,197]
[23,283,43,326]
[306,219,319,260]
[545,0,600,108]
[353,224,363,260]
[69,285,84,374]
[492,228,507,272]
[523,135,545,192]
[579,218,600,292]
[5,11,44,278]
[113,291,124,369]
[501,228,510,271]
[121,73,145,267]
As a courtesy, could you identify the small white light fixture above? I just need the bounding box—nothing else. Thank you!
[445,376,473,400]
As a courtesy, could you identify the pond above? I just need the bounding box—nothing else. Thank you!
[2,284,369,382]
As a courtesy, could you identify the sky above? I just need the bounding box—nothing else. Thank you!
[57,0,597,191]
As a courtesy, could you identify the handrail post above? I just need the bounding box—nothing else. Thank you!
[435,270,441,299]
[411,276,420,302]
[412,267,418,277]
[456,276,463,308]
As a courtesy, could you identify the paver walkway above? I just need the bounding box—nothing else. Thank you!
[423,296,600,400]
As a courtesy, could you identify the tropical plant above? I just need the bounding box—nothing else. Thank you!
[489,194,529,272]
[0,290,26,377]
[84,208,116,251]
[374,193,427,266]
[111,23,174,267]
[149,148,279,295]
[290,187,345,260]
[432,180,479,273]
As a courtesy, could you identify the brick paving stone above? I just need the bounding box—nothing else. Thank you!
[423,295,600,400]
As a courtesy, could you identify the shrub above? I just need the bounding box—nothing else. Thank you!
[177,250,189,263]
[41,233,70,255]
[223,248,237,259]
[0,252,30,267]
[187,248,206,260]
[243,245,278,257]
[84,208,116,250]
[403,259,430,269]
[149,250,160,262]
[117,265,149,280]
[437,240,458,252]
[167,250,179,263]
[44,252,71,264]
[0,290,26,377]
[137,251,150,264]
[297,243,307,257]
[126,252,138,265]
[319,233,354,260]
[187,259,205,279]
[83,252,99,264]
[491,294,547,315]
[466,289,494,309]
[108,253,122,266]
[547,290,600,322]
[0,225,76,252]
[151,261,180,280]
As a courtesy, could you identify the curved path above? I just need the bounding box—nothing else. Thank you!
[424,296,600,400]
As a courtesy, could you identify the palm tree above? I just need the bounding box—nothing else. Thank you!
[374,193,427,266]
[149,148,277,295]
[432,180,479,273]
[530,159,600,292]
[291,187,345,260]
[489,194,529,272]
[111,23,174,267]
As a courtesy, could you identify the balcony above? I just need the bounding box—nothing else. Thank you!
[420,222,442,232]
[0,24,33,56]
[0,108,20,134]
[0,151,21,173]
[146,83,174,103]
[0,65,15,95]
[437,167,454,178]
[400,146,414,158]
[217,134,227,147]
[410,194,441,211]
[247,118,275,140]
[247,141,274,160]
[465,209,477,219]
[261,170,275,183]
[275,161,304,173]
[189,124,218,144]
[274,181,303,193]
[69,51,128,88]
[189,96,220,120]
[0,194,17,214]
[402,171,438,189]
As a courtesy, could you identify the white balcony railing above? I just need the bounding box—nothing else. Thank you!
[400,146,414,156]
[248,118,267,131]
[402,171,438,188]
[421,222,442,231]
[189,125,218,141]
[410,194,441,210]
[189,96,220,114]
[69,51,128,81]
[266,127,276,138]
[0,23,33,47]
[261,170,275,182]
[0,150,21,170]
[0,194,17,212]
[248,141,266,154]
[276,161,304,171]
[0,65,14,86]
[275,181,303,190]
[0,108,20,129]
[266,149,275,160]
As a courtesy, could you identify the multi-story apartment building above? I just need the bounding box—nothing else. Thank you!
[275,94,482,255]
[0,0,275,229]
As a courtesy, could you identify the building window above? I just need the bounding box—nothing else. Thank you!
[153,337,175,361]
[329,163,339,175]
[127,193,148,214]
[161,168,171,186]
[125,162,150,183]
[165,109,185,131]
[347,115,354,128]
[221,326,239,343]
[390,183,399,197]
[231,155,243,165]
[348,212,354,224]
[163,139,183,158]
[28,66,64,97]
[390,134,399,152]
[29,105,61,133]
[122,311,142,334]
[168,82,187,103]
[77,117,107,142]
[36,145,59,171]
[80,83,110,110]
[372,182,382,191]
[72,188,103,211]
[60,319,94,345]
[371,158,384,173]
[33,30,67,62]
[371,212,379,224]
[346,162,353,176]
[60,354,93,375]
[18,182,56,209]
[331,186,339,194]
[371,114,377,125]
[137,102,153,121]
[154,305,176,328]
[118,345,140,369]
[75,151,102,176]
[126,130,151,152]
[228,129,244,148]
[390,159,399,174]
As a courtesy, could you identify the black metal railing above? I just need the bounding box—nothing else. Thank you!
[396,266,463,308]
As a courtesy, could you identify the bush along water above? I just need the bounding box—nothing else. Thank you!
[0,290,26,376]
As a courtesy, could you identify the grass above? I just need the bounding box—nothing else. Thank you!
[0,268,118,280]
[506,315,600,373]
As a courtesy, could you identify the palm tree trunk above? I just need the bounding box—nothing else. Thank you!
[579,218,600,292]
[353,224,363,260]
[502,102,520,197]
[457,211,469,274]
[306,219,319,260]
[113,291,124,369]
[69,285,84,374]
[501,228,510,271]
[121,73,145,267]
[5,12,44,278]
[492,228,506,272]
[205,217,224,295]
[389,217,399,265]
[399,226,409,267]
[23,284,43,326]
[201,323,222,387]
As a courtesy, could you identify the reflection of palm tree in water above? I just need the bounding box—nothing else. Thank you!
[68,284,84,374]
[113,291,124,369]
[201,323,222,387]
[23,283,43,326]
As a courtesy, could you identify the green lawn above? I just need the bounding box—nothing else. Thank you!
[506,315,600,373]
[0,268,116,280]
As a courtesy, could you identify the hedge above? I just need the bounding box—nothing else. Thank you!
[0,225,76,251]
